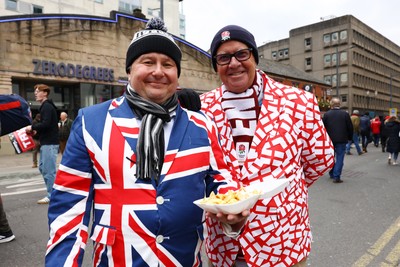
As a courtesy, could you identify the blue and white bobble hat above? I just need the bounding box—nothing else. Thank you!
[125,17,182,76]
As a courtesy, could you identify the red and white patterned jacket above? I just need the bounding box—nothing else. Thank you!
[201,70,334,267]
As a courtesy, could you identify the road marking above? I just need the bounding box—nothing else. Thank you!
[6,180,44,188]
[2,187,46,196]
[352,215,400,267]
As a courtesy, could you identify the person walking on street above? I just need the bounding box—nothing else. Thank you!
[323,97,353,183]
[382,116,400,165]
[45,18,246,267]
[346,110,363,155]
[58,111,73,155]
[199,24,334,267]
[25,84,59,205]
[360,112,371,152]
[0,196,15,243]
[31,113,41,168]
[371,115,382,148]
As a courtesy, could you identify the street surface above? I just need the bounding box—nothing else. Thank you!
[0,146,399,266]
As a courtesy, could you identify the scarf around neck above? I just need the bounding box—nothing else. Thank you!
[125,84,178,183]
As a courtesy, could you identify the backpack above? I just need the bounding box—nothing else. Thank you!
[0,94,32,136]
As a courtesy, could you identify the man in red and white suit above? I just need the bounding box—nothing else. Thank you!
[202,25,335,267]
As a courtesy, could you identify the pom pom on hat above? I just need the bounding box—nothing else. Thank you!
[125,17,182,76]
[210,25,259,71]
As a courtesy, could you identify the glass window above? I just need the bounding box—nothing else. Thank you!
[324,75,332,85]
[283,49,289,57]
[272,51,277,59]
[332,53,337,64]
[278,50,284,57]
[340,73,348,82]
[33,5,43,14]
[305,57,312,66]
[340,30,347,40]
[331,32,339,41]
[340,51,348,61]
[305,38,312,46]
[6,0,17,10]
[323,34,331,44]
[324,54,331,64]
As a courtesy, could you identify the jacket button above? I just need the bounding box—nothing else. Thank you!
[156,235,164,243]
[156,196,164,205]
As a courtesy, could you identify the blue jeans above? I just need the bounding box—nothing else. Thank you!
[39,144,59,198]
[329,143,346,180]
[346,133,362,154]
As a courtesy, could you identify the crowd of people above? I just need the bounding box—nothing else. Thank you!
[1,15,399,267]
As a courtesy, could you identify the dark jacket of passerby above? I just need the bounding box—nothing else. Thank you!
[32,99,59,145]
[323,107,353,144]
[360,114,371,135]
[382,117,400,153]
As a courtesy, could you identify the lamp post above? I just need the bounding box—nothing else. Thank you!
[335,46,339,97]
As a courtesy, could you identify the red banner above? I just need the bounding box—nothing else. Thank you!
[9,128,36,154]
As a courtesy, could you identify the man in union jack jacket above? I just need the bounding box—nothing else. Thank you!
[45,18,245,267]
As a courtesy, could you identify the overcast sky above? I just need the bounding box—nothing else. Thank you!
[182,0,400,51]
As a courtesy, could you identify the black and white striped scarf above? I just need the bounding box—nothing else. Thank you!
[125,84,178,183]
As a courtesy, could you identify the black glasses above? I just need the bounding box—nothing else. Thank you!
[214,48,253,66]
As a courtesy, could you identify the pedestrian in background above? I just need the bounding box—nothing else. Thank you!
[45,18,245,267]
[199,24,334,267]
[323,97,353,183]
[0,196,15,243]
[371,115,381,148]
[25,84,59,205]
[382,116,400,165]
[58,111,73,155]
[31,113,41,168]
[380,115,390,152]
[360,111,372,152]
[346,109,363,155]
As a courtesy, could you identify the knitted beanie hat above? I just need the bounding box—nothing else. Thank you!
[125,17,182,76]
[210,25,259,71]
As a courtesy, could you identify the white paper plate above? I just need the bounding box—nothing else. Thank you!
[246,177,291,199]
[193,193,260,214]
[193,177,291,214]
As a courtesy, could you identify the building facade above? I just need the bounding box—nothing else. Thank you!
[0,11,217,154]
[0,0,185,38]
[259,15,400,116]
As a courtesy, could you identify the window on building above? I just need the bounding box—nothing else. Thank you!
[32,5,43,14]
[278,50,284,58]
[340,73,348,83]
[6,0,17,11]
[283,48,289,57]
[340,30,347,40]
[323,34,331,45]
[331,32,339,42]
[340,51,348,62]
[95,0,103,3]
[305,38,312,46]
[332,53,337,65]
[324,54,331,64]
[272,51,277,59]
[324,75,332,85]
[332,74,337,86]
[305,57,312,67]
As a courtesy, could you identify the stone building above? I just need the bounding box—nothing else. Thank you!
[0,11,219,154]
[259,15,400,116]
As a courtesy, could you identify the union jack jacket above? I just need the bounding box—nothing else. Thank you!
[45,95,237,267]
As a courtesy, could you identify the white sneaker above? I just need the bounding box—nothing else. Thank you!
[392,162,398,165]
[37,197,50,204]
[388,157,392,165]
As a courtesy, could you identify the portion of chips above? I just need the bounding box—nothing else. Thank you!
[200,187,260,205]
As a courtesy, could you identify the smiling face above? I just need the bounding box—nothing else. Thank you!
[127,52,179,104]
[215,40,257,94]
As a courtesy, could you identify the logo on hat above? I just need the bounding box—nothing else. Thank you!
[221,31,231,41]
